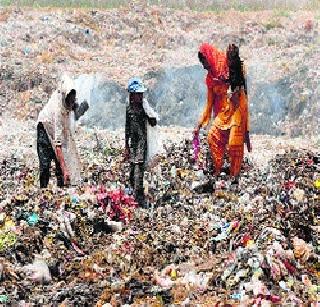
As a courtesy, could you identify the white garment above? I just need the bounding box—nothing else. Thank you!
[37,74,81,185]
[142,99,164,162]
[24,255,52,283]
[37,90,64,146]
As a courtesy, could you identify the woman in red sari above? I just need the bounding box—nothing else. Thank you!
[194,43,251,178]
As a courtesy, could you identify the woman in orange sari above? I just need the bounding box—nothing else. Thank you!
[194,43,251,178]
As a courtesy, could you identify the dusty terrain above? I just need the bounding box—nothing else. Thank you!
[0,5,319,134]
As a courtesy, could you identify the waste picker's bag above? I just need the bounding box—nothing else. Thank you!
[143,99,164,162]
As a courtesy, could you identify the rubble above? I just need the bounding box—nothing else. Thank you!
[0,3,319,305]
[0,123,318,305]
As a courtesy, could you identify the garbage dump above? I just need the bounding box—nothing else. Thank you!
[0,125,318,305]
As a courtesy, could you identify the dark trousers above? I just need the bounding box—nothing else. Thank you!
[37,122,64,188]
[129,162,145,206]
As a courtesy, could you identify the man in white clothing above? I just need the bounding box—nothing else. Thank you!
[37,75,89,188]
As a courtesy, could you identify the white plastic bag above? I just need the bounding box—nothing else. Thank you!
[147,124,164,162]
[143,99,164,162]
[24,255,52,283]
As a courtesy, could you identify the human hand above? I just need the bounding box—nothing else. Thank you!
[74,100,89,120]
[55,144,62,154]
[148,117,157,127]
[193,123,201,136]
[63,171,70,186]
[81,100,89,113]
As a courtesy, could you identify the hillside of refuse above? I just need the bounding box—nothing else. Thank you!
[0,3,319,306]
[0,5,319,135]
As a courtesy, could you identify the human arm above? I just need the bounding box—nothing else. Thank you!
[245,131,252,152]
[54,92,64,148]
[124,107,130,159]
[242,64,251,152]
[194,88,214,134]
[231,89,251,152]
[143,99,159,127]
[147,116,157,127]
[244,95,251,153]
[54,92,70,184]
[74,100,89,121]
[242,61,248,95]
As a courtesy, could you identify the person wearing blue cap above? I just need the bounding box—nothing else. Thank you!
[125,77,158,207]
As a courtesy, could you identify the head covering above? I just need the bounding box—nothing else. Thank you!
[60,74,75,95]
[127,77,147,93]
[199,43,229,89]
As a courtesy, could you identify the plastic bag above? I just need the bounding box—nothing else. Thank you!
[142,99,164,162]
[24,255,52,283]
[147,124,164,162]
[193,132,200,161]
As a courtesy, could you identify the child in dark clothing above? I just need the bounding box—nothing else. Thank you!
[125,78,158,207]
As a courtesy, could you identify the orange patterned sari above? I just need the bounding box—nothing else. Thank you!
[198,43,250,176]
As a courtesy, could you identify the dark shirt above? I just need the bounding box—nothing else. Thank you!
[125,104,148,164]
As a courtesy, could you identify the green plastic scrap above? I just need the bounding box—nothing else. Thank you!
[0,294,8,303]
[0,231,17,250]
[27,212,39,226]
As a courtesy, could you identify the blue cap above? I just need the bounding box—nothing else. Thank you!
[127,77,147,93]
